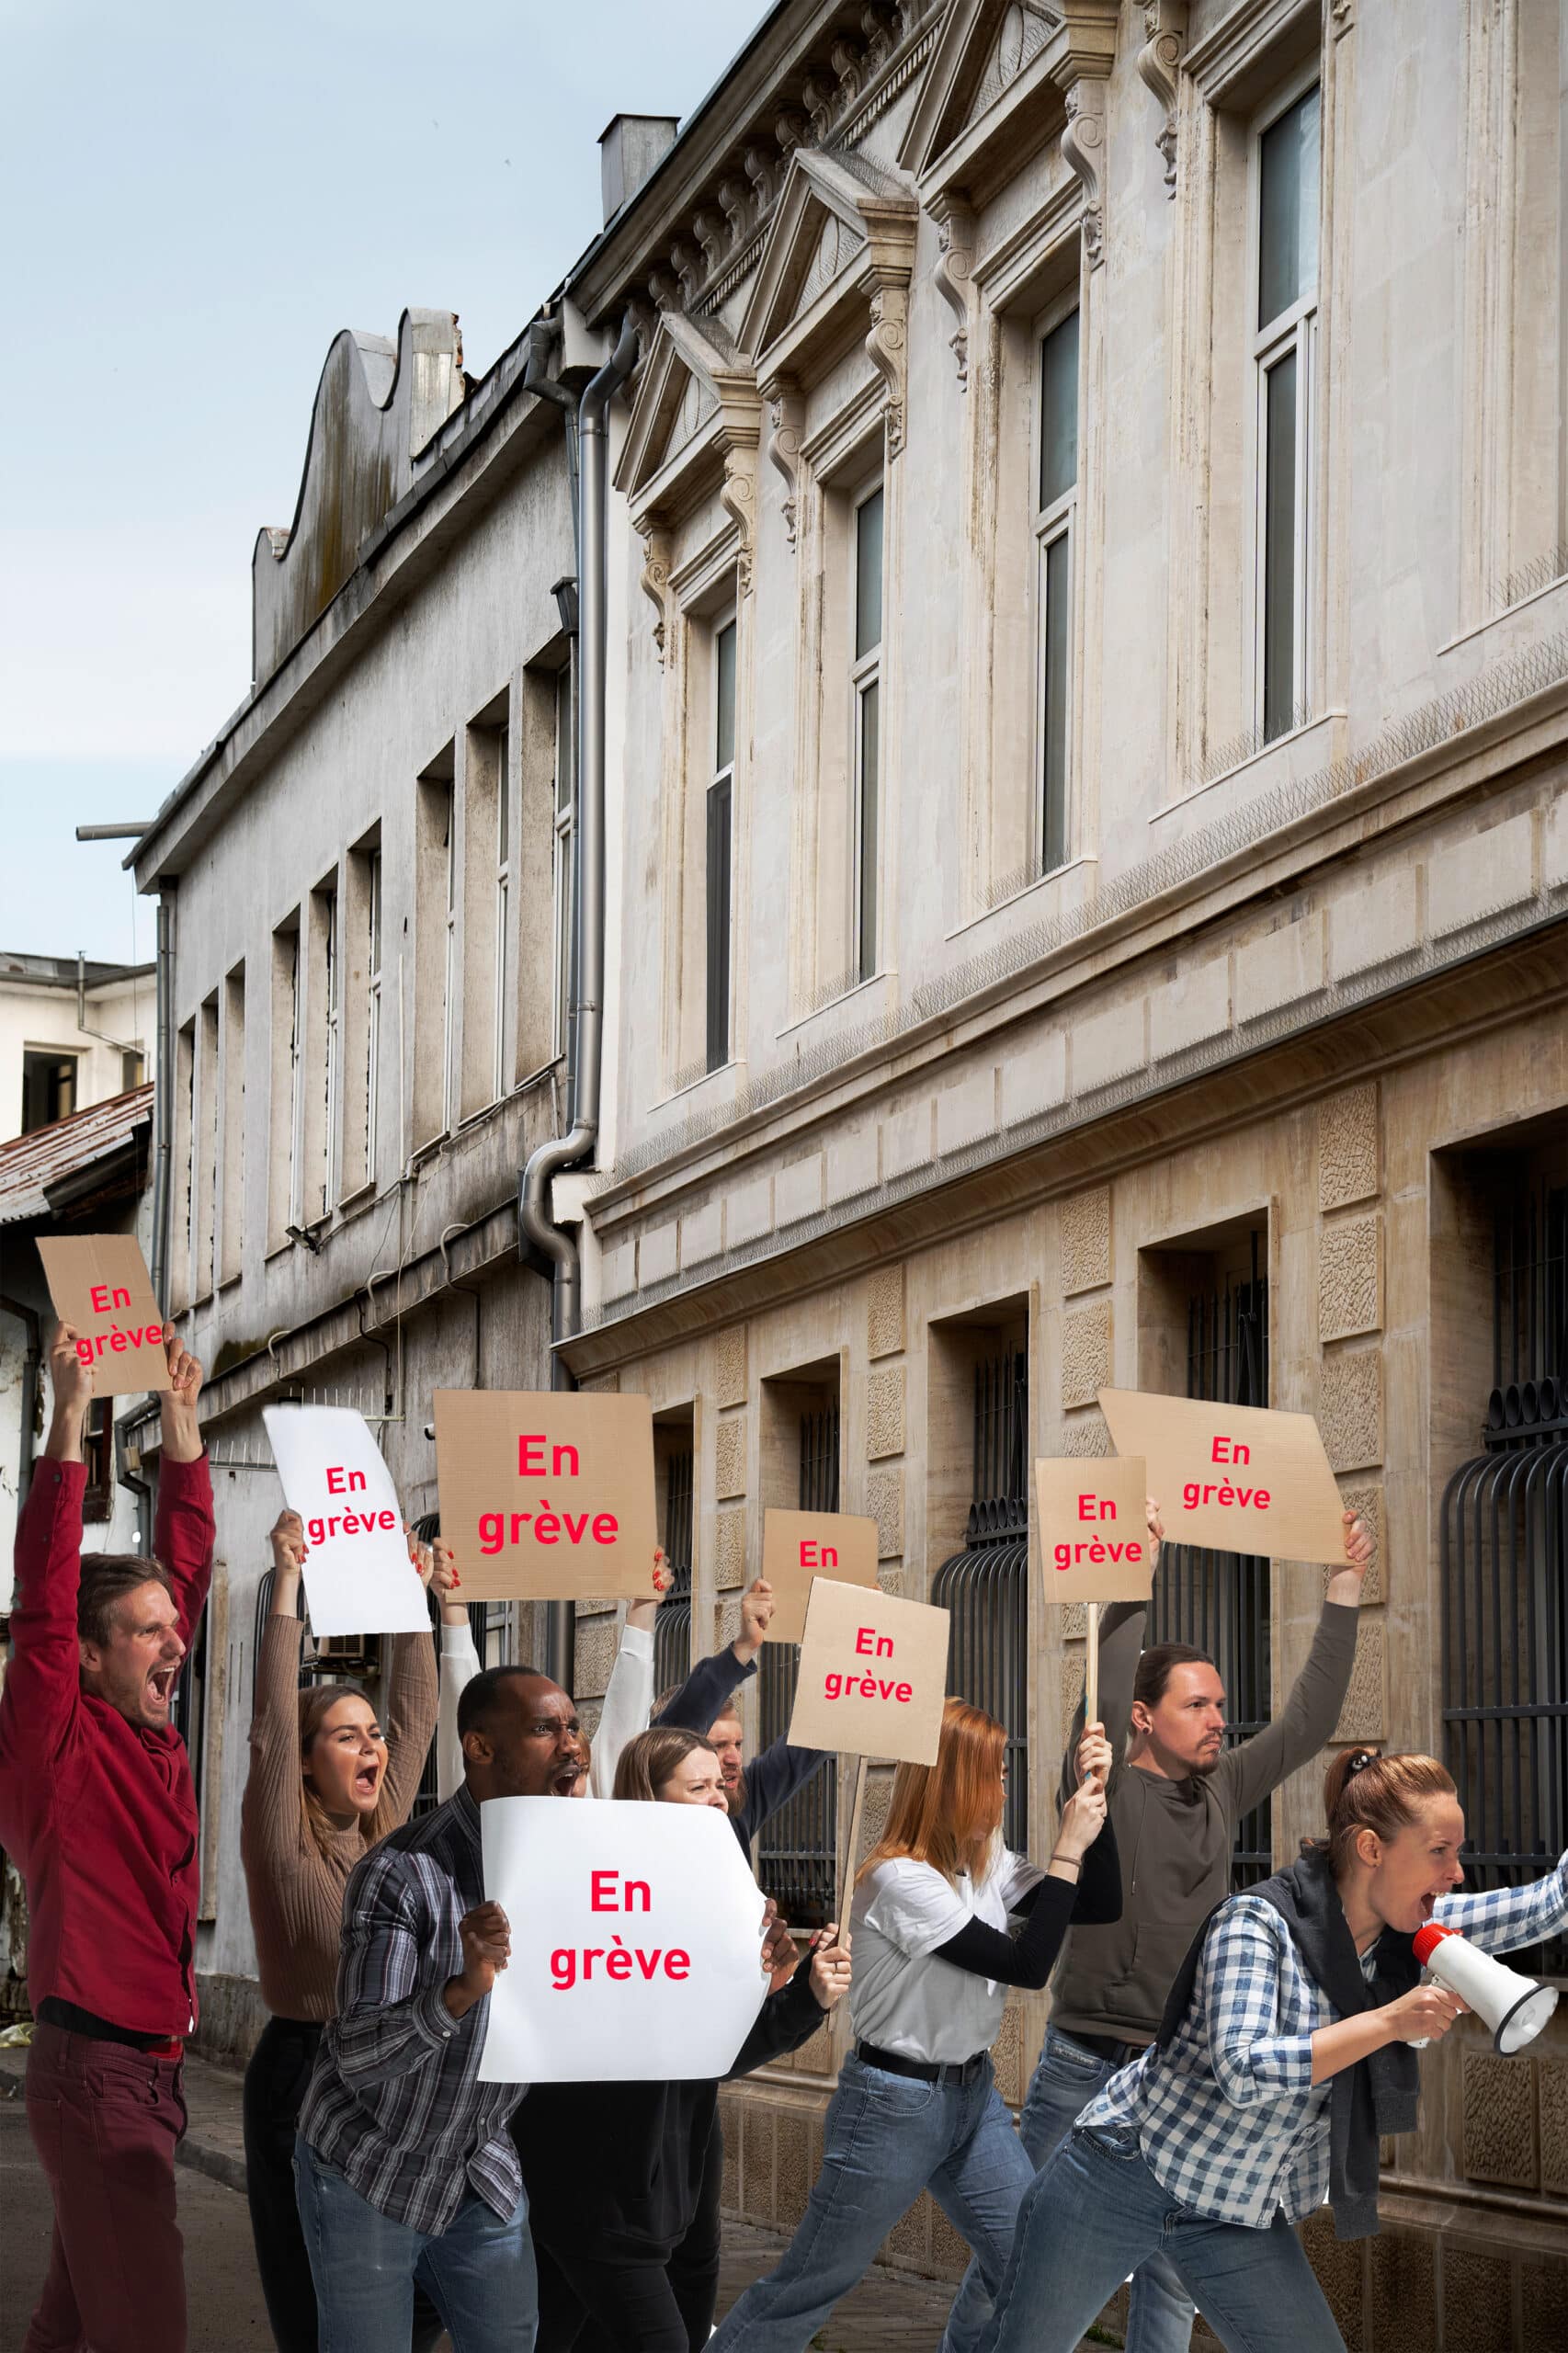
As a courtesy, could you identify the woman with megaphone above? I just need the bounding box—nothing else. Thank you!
[969,1747,1568,2353]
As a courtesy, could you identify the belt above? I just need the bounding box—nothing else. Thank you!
[856,2039,988,2088]
[1062,2029,1147,2066]
[36,1997,185,2059]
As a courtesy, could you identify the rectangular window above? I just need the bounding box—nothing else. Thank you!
[1254,83,1320,744]
[852,486,884,984]
[706,617,735,1073]
[219,964,244,1285]
[442,797,457,1133]
[121,1049,145,1092]
[367,847,382,1188]
[304,875,339,1220]
[414,759,454,1148]
[20,1051,77,1134]
[171,1017,195,1310]
[494,723,511,1103]
[551,667,575,1064]
[268,915,301,1248]
[82,1398,114,1525]
[1036,308,1079,875]
[196,995,219,1299]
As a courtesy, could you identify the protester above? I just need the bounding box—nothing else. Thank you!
[974,1746,1568,2353]
[707,1696,1117,2353]
[519,1725,853,2353]
[656,1577,827,1855]
[437,1546,672,1803]
[945,1502,1374,2353]
[0,1322,210,2353]
[240,1506,442,2353]
[293,1660,589,2349]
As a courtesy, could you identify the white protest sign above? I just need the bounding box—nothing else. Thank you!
[262,1405,428,1637]
[478,1797,768,2084]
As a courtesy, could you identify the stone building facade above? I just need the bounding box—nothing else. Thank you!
[556,3,1568,2343]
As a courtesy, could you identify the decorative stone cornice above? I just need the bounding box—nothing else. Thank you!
[1136,2,1188,198]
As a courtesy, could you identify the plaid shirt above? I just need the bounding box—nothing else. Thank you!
[1081,1853,1568,2229]
[299,1785,524,2233]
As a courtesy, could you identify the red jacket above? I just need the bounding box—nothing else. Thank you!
[0,1452,215,2037]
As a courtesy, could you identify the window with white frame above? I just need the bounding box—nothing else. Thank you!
[494,724,510,1102]
[1035,304,1079,875]
[707,616,735,1073]
[440,786,458,1132]
[551,665,574,1063]
[366,846,382,1190]
[1253,80,1320,745]
[283,926,302,1230]
[321,878,340,1211]
[852,484,884,985]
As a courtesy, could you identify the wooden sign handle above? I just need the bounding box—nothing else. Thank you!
[1085,1602,1100,1743]
[836,1754,869,1953]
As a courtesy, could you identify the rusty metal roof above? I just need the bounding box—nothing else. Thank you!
[0,1084,154,1224]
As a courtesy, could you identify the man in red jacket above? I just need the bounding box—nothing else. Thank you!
[1,1318,211,2353]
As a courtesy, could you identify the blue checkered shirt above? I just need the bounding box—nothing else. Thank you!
[299,1785,526,2233]
[1079,1853,1568,2229]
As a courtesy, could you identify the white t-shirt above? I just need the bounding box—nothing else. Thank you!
[848,1844,1043,2064]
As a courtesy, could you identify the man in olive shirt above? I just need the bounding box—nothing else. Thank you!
[944,1508,1371,2353]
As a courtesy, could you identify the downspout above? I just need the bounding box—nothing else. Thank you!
[518,309,640,1694]
[149,888,177,1313]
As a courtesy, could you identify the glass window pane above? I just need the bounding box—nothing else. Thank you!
[855,489,884,660]
[1258,87,1320,330]
[706,776,731,1072]
[1039,311,1080,509]
[858,678,880,980]
[496,732,509,863]
[555,670,574,813]
[715,620,736,773]
[1262,347,1298,743]
[1041,531,1071,872]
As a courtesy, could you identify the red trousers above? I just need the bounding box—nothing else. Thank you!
[23,2021,188,2353]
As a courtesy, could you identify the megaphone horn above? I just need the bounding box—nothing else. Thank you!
[1413,1922,1559,2055]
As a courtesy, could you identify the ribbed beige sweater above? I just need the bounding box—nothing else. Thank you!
[240,1610,438,2021]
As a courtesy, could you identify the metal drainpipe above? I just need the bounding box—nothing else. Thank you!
[518,309,640,1695]
[149,887,177,1313]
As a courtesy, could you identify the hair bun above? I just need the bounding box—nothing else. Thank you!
[1346,1749,1379,1777]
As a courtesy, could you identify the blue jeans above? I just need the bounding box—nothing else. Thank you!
[945,2027,1196,2353]
[294,2135,538,2353]
[976,2123,1345,2353]
[710,2051,1035,2353]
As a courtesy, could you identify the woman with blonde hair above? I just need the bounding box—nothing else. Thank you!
[517,1724,851,2351]
[240,1508,441,2353]
[708,1696,1118,2353]
[974,1748,1568,2353]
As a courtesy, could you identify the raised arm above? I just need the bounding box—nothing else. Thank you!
[375,1535,439,1833]
[1221,1513,1370,1822]
[0,1325,93,1768]
[153,1331,214,1643]
[436,1555,482,1807]
[241,1516,311,1865]
[654,1575,774,1734]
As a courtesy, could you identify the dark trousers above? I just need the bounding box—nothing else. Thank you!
[243,2016,444,2353]
[534,2123,723,2353]
[23,2020,188,2353]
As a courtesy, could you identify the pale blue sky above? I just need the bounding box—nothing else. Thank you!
[2,0,751,961]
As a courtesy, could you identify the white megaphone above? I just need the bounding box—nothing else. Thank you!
[1412,1922,1559,2054]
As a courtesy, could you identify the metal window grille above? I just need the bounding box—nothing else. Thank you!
[654,1446,695,1695]
[932,1349,1030,1851]
[1148,1239,1273,1890]
[1441,1178,1568,1974]
[756,1406,840,1927]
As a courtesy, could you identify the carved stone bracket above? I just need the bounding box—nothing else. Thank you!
[763,377,806,550]
[720,451,758,594]
[638,526,675,663]
[1136,2,1187,198]
[1060,79,1108,268]
[866,281,909,458]
[928,191,977,390]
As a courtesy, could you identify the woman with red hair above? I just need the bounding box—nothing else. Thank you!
[708,1695,1118,2353]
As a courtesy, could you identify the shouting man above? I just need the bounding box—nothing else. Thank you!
[1,1321,211,2353]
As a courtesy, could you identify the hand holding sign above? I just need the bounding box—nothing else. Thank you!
[263,1406,429,1637]
[38,1235,172,1399]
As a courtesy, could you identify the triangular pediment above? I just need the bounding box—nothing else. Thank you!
[615,311,759,520]
[740,147,917,376]
[899,0,1065,190]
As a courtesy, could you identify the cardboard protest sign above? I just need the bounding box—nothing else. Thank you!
[788,1577,949,1767]
[478,1795,767,2083]
[37,1234,170,1399]
[434,1389,655,1602]
[1098,1388,1346,1564]
[262,1405,428,1637]
[760,1509,879,1643]
[1035,1456,1154,1606]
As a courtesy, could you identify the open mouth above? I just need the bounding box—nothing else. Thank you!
[1418,1891,1439,1921]
[551,1767,581,1796]
[354,1766,381,1798]
[148,1666,177,1707]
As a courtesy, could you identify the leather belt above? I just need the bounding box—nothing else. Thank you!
[856,2038,988,2088]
